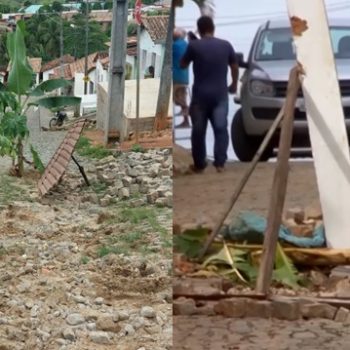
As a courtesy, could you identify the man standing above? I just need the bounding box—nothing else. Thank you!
[181,16,239,173]
[173,27,190,128]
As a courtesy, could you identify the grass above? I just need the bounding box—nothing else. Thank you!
[97,245,128,257]
[80,255,90,265]
[90,181,108,194]
[96,206,172,258]
[131,144,145,153]
[76,136,113,159]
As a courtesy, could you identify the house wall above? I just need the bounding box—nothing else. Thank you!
[139,30,164,78]
[95,61,108,85]
[74,69,96,96]
[42,68,55,82]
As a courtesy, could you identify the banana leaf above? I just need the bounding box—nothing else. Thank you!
[29,79,72,97]
[6,21,33,95]
[31,96,81,110]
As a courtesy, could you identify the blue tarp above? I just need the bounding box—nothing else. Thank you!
[222,212,326,248]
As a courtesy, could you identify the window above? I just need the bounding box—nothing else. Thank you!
[89,81,94,94]
[142,49,148,72]
[151,52,157,67]
[255,26,350,61]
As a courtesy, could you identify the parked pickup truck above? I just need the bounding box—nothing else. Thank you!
[233,18,350,161]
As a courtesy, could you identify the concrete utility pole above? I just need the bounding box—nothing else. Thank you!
[153,4,174,131]
[84,0,90,95]
[60,19,64,80]
[104,0,129,144]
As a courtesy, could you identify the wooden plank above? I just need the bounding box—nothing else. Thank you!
[51,162,66,174]
[256,67,300,295]
[47,166,61,180]
[37,119,87,196]
[199,106,285,258]
[286,0,350,248]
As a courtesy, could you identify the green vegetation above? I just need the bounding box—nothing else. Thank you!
[131,144,145,153]
[0,21,81,176]
[174,229,301,289]
[76,136,113,159]
[80,255,90,264]
[96,206,171,258]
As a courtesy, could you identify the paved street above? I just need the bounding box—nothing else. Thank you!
[174,316,350,350]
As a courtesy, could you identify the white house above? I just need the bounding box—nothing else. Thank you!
[96,15,168,84]
[41,55,75,82]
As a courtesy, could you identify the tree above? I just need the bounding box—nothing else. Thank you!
[153,4,174,131]
[64,15,108,59]
[127,21,137,37]
[104,1,113,10]
[52,0,64,13]
[92,2,102,10]
[1,21,81,177]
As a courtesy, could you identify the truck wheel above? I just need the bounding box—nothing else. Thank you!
[231,109,272,162]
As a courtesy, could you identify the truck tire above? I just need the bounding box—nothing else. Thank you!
[231,108,272,162]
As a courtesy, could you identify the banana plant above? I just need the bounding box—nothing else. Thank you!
[0,21,81,177]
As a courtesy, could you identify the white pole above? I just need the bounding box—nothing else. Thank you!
[286,0,350,248]
[136,24,141,144]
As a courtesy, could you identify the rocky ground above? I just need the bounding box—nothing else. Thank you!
[174,316,350,350]
[0,113,172,349]
[173,145,350,349]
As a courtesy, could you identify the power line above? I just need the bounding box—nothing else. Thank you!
[177,1,350,25]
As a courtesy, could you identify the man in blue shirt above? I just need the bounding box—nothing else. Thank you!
[173,28,190,128]
[181,16,239,173]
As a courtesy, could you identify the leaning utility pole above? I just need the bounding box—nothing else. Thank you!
[153,4,174,131]
[104,0,129,145]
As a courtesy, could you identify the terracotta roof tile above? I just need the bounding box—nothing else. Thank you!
[28,57,42,73]
[141,15,168,43]
[42,55,75,72]
[7,57,42,73]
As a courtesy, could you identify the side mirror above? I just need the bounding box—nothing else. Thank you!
[236,52,249,69]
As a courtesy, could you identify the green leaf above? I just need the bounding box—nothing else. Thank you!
[30,145,45,174]
[202,243,249,283]
[32,96,81,110]
[173,227,209,258]
[29,79,72,97]
[273,243,300,289]
[7,20,34,95]
[0,134,14,157]
[0,91,19,113]
[0,112,29,139]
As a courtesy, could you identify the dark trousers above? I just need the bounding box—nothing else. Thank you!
[190,98,229,169]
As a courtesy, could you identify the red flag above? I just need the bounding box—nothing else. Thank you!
[135,0,142,25]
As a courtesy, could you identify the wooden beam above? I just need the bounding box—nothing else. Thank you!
[199,105,286,259]
[256,67,301,295]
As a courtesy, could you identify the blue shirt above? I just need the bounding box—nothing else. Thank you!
[173,38,189,85]
[182,37,236,103]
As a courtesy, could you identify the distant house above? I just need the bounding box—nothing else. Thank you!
[139,16,168,78]
[41,55,76,82]
[96,15,168,85]
[48,52,109,96]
